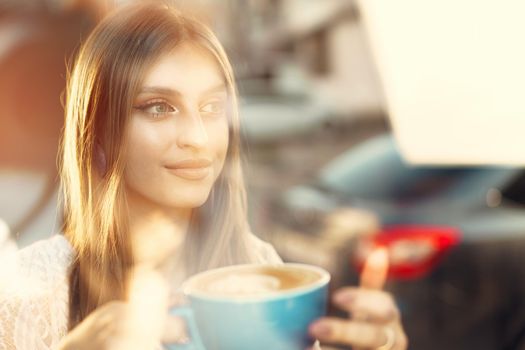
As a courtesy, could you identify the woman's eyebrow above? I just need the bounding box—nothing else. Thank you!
[138,86,182,97]
[138,83,227,97]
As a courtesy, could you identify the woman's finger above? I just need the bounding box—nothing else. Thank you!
[332,288,399,323]
[162,314,189,344]
[309,317,393,349]
[360,247,389,290]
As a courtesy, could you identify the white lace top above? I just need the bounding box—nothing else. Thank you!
[0,234,282,350]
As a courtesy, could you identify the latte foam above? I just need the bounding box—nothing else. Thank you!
[206,273,281,295]
[187,265,323,298]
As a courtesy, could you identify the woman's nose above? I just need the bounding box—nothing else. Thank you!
[176,110,209,150]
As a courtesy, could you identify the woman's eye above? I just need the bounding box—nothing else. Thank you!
[201,101,225,115]
[136,101,178,118]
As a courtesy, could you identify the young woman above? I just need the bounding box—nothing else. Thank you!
[0,3,407,350]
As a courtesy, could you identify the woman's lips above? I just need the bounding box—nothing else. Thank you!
[166,167,211,180]
[165,158,212,180]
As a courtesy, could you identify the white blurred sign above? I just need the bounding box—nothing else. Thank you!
[358,0,525,165]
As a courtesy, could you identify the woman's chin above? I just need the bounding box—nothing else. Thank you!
[162,193,211,210]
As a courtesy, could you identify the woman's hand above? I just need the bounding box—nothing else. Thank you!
[57,300,153,350]
[58,268,171,350]
[309,248,408,350]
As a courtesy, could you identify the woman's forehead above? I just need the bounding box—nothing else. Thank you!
[139,42,226,98]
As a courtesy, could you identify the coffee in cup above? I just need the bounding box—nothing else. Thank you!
[187,265,323,297]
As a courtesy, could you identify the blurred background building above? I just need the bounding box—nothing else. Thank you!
[0,0,101,248]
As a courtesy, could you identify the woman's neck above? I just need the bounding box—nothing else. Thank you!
[126,188,192,280]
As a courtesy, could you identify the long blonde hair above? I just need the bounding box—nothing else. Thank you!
[61,2,254,328]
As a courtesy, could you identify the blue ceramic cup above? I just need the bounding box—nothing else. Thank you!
[164,263,330,350]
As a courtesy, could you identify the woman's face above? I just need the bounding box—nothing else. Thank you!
[124,43,229,210]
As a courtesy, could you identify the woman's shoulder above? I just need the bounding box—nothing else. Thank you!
[247,233,283,265]
[15,234,73,274]
[1,234,73,295]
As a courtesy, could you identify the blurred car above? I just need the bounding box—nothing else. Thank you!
[270,134,525,350]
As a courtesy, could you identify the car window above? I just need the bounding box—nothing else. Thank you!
[501,172,525,205]
[319,136,507,202]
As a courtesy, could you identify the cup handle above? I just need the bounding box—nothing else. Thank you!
[163,306,206,350]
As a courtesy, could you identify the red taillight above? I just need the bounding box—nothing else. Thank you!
[354,225,462,280]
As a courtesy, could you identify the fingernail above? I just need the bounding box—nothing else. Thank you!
[178,336,190,344]
[334,291,355,305]
[309,321,331,337]
[387,309,398,320]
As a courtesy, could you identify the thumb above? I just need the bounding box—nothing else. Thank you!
[359,247,389,290]
[127,268,169,343]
